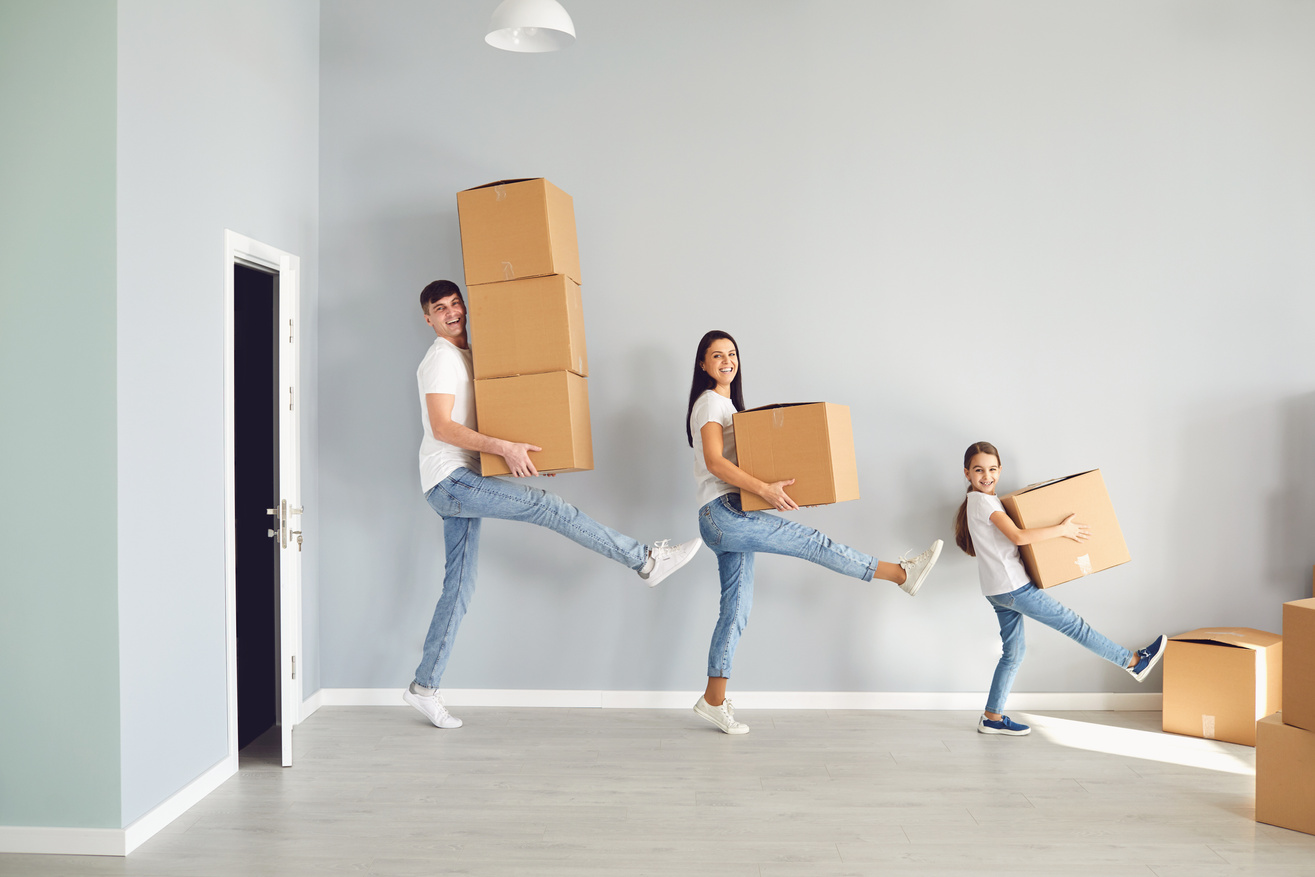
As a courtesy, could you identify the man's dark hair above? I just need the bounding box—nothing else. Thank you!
[420,279,464,313]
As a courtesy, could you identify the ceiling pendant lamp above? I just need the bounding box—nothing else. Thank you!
[486,0,576,53]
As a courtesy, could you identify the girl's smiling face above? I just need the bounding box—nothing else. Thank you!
[965,452,1001,495]
[701,338,738,394]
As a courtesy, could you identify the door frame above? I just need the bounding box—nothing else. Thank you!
[223,229,303,767]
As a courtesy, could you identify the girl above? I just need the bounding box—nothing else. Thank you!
[686,330,943,734]
[954,441,1167,736]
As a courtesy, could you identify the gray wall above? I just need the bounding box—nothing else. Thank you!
[0,0,121,829]
[117,0,320,825]
[318,0,1315,696]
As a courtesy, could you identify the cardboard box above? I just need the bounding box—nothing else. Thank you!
[1256,712,1315,836]
[1282,598,1315,732]
[733,403,859,512]
[475,371,592,476]
[457,178,581,287]
[1162,628,1283,746]
[469,275,588,380]
[999,470,1130,588]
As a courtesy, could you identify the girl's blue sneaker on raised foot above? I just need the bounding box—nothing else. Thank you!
[978,714,1030,735]
[1127,634,1168,682]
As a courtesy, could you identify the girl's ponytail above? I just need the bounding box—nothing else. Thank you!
[954,486,975,557]
[955,440,1001,558]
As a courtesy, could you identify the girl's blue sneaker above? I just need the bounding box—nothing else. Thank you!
[1127,634,1168,682]
[978,714,1030,735]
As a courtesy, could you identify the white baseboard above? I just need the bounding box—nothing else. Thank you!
[308,688,1163,711]
[0,755,237,857]
[300,687,324,721]
[122,754,236,855]
[0,826,126,857]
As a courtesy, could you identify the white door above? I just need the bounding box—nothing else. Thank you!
[275,254,302,767]
[224,231,303,769]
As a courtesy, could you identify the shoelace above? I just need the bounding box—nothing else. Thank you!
[897,548,919,566]
[721,699,737,723]
[650,539,673,559]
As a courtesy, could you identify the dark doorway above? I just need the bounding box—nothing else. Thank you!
[234,263,280,752]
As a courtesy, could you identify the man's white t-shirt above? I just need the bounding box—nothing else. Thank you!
[689,389,738,508]
[965,491,1032,597]
[417,336,480,492]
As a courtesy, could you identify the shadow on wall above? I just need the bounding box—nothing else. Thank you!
[1273,391,1315,598]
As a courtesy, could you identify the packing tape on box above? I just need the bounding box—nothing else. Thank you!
[501,261,514,279]
[494,184,507,201]
[773,409,786,428]
[1203,715,1215,739]
[1074,554,1093,575]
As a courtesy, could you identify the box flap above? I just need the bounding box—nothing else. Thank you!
[1170,628,1282,650]
[1009,469,1099,497]
[461,178,539,191]
[743,402,822,413]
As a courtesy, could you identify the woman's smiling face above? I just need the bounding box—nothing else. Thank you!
[701,338,738,392]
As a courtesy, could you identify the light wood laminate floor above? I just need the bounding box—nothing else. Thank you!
[4,706,1314,876]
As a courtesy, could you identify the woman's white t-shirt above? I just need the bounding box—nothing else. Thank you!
[965,491,1032,597]
[689,389,738,508]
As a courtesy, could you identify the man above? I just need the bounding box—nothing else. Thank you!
[405,279,701,728]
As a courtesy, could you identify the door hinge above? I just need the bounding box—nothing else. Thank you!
[288,318,294,343]
[288,387,294,411]
[291,656,296,680]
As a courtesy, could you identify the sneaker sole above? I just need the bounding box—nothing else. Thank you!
[902,540,943,596]
[978,724,1030,736]
[693,704,750,735]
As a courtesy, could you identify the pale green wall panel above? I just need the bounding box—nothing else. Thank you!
[0,0,121,828]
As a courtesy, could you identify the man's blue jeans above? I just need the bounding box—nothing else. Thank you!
[414,467,649,688]
[984,582,1133,714]
[699,493,879,678]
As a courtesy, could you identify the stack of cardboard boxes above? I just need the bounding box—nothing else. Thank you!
[1255,581,1315,836]
[456,179,592,476]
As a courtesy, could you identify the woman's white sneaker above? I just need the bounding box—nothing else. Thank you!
[694,696,750,734]
[897,539,943,596]
[403,683,463,729]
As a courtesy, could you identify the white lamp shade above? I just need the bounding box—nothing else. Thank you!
[486,0,576,52]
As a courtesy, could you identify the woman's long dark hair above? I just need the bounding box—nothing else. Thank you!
[954,441,1002,557]
[685,330,745,447]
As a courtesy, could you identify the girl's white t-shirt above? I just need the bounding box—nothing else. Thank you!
[689,389,739,508]
[965,491,1032,597]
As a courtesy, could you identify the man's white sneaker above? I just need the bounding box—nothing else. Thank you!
[693,696,750,735]
[897,539,943,596]
[403,684,462,729]
[639,538,702,588]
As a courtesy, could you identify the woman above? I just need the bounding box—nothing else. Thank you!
[686,330,942,734]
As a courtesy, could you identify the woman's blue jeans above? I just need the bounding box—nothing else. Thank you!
[984,582,1133,714]
[414,467,649,688]
[698,493,879,678]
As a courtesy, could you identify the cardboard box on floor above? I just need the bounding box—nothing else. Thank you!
[457,178,581,287]
[999,470,1130,588]
[733,402,858,512]
[1282,598,1315,733]
[475,371,593,476]
[1162,628,1282,746]
[469,274,588,380]
[1256,712,1315,836]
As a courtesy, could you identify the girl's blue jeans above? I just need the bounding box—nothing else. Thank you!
[414,467,649,688]
[698,493,879,678]
[984,582,1133,714]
